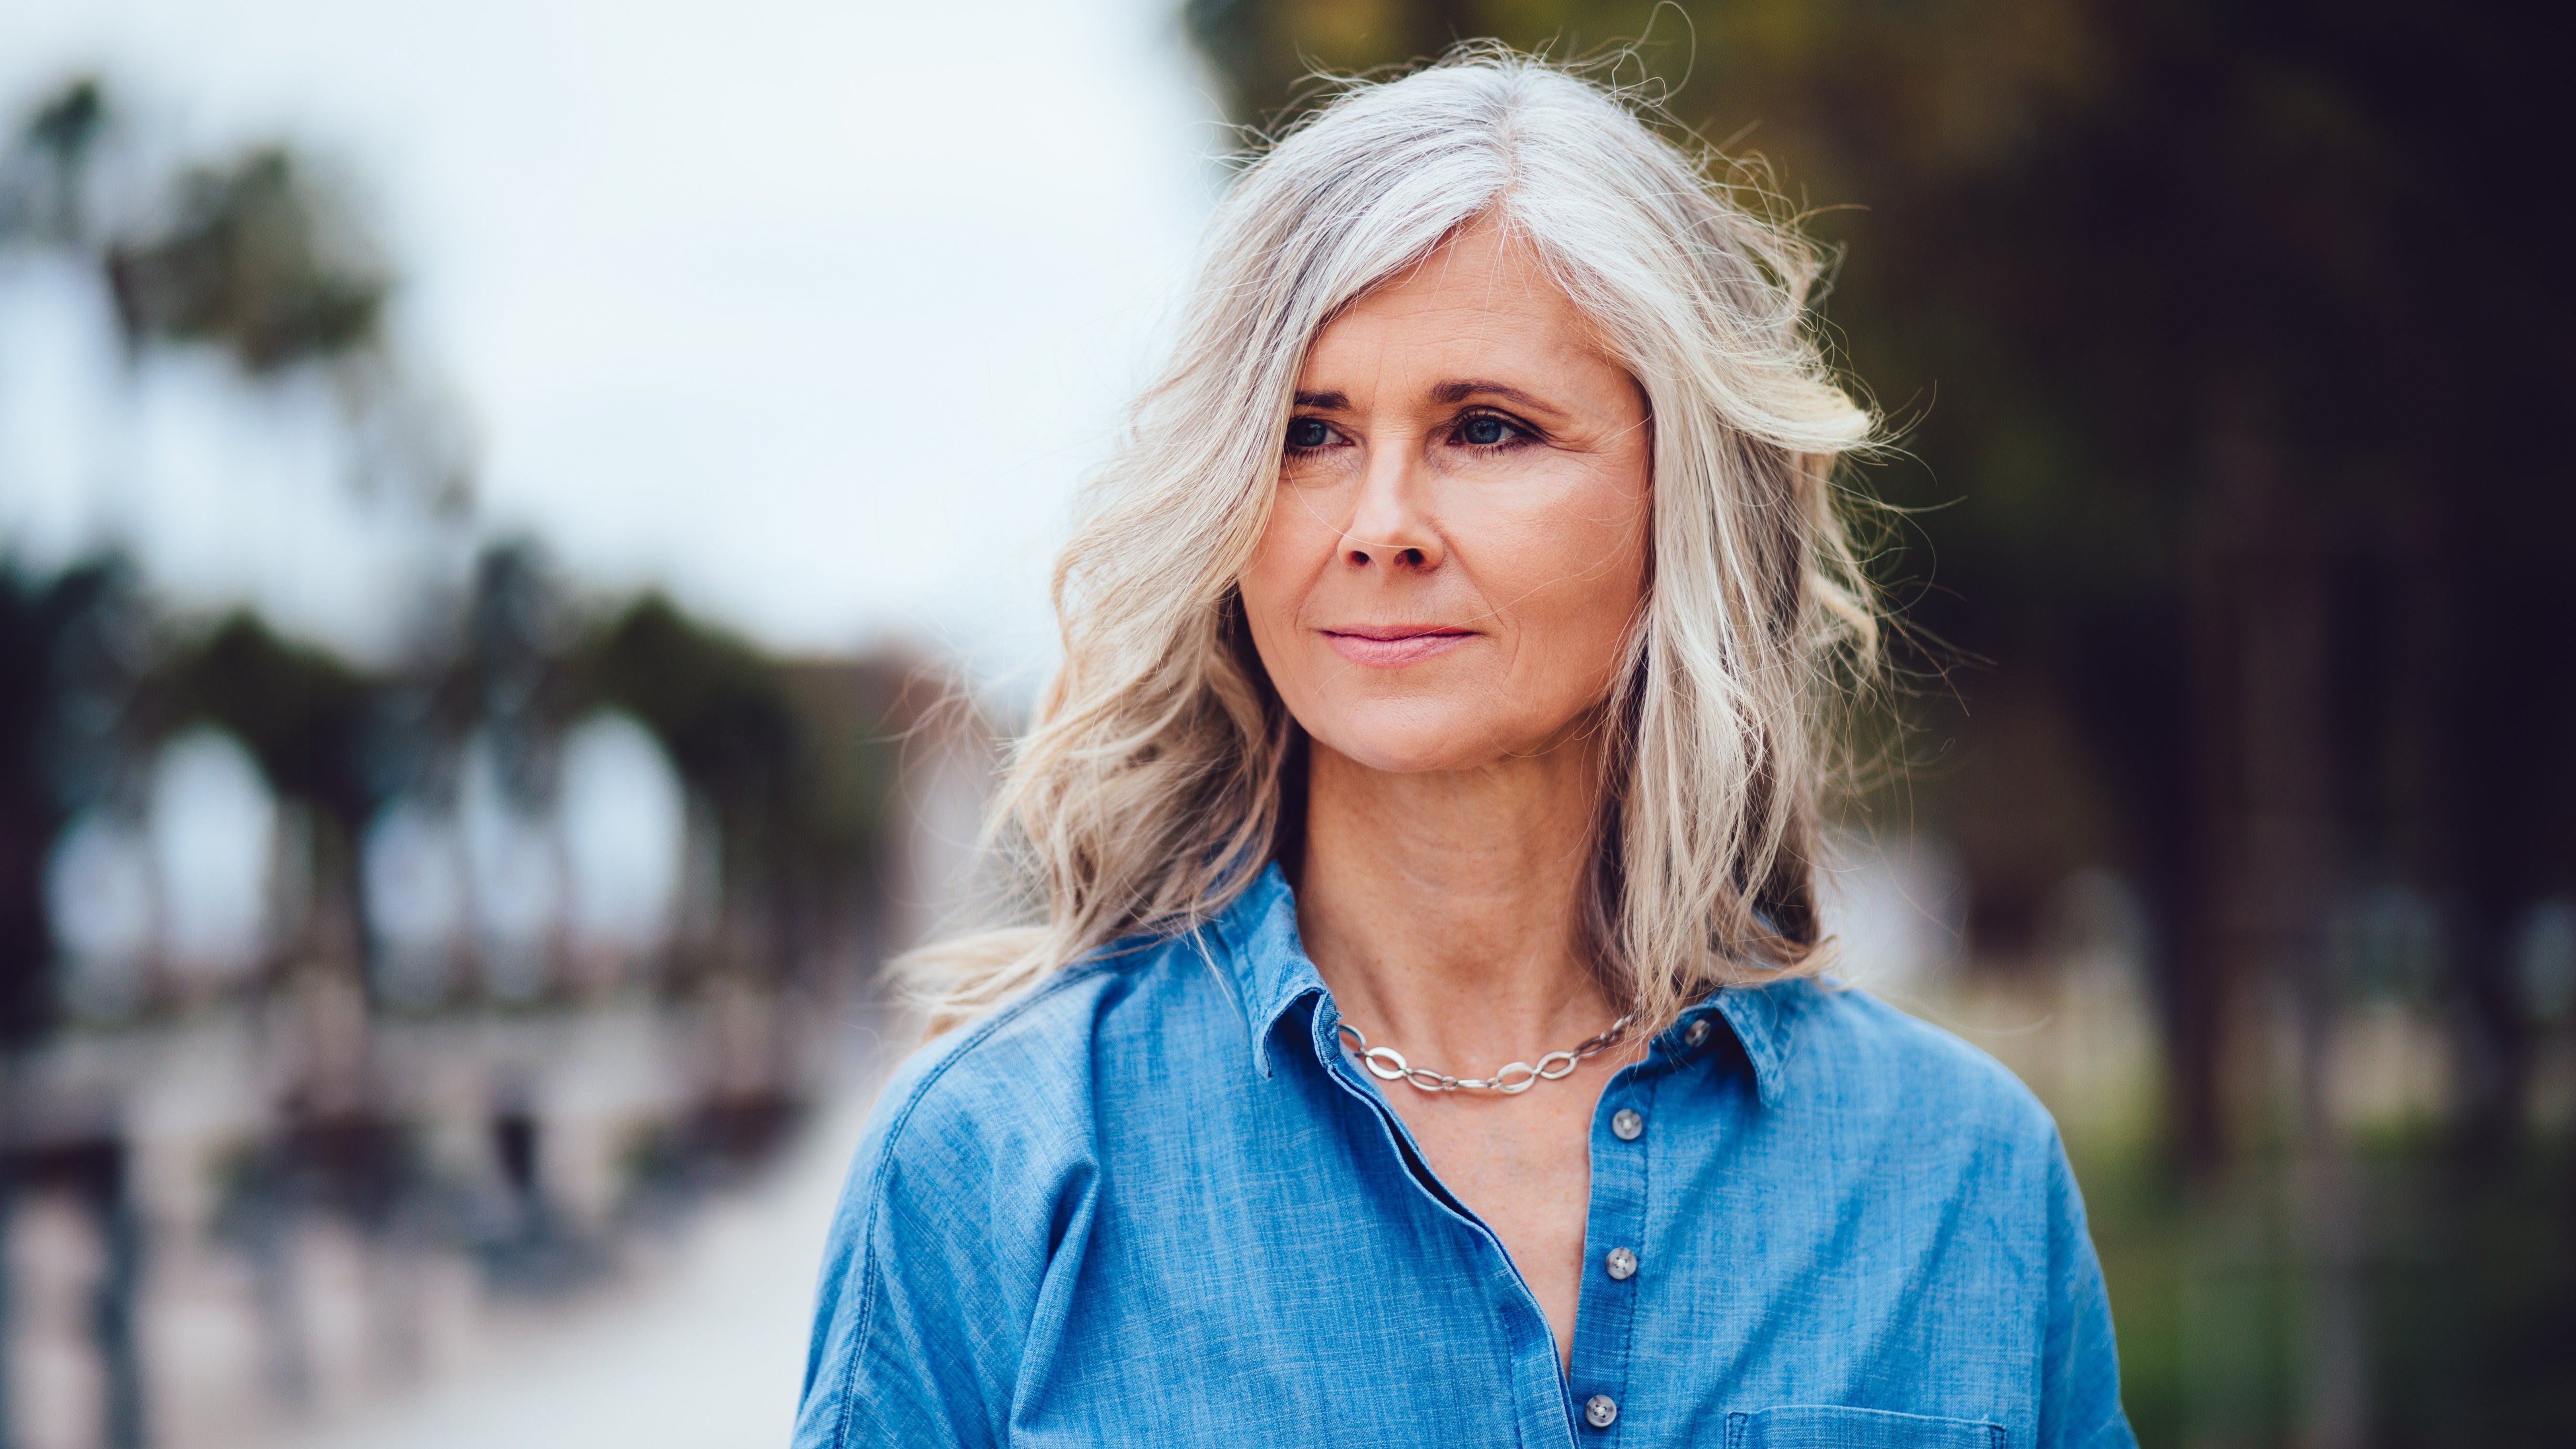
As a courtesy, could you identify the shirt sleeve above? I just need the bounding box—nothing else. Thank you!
[792,1071,1079,1449]
[2036,1131,2137,1449]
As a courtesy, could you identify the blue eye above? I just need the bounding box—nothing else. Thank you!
[1459,414,1516,446]
[1286,417,1332,450]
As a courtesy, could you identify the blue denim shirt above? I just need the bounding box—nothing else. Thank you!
[796,865,2134,1448]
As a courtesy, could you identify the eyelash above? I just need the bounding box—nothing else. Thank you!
[1282,409,1539,456]
[1452,409,1536,449]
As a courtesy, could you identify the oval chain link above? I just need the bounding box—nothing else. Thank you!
[1333,1013,1635,1095]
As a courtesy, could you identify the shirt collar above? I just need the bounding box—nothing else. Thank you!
[1205,862,1327,1081]
[1683,978,1803,1108]
[1203,859,1801,1107]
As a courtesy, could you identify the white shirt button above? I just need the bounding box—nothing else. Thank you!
[1584,1395,1619,1428]
[1605,1246,1638,1281]
[1610,1108,1644,1141]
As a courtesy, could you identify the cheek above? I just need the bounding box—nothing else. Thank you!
[1237,497,1320,682]
[1493,486,1649,683]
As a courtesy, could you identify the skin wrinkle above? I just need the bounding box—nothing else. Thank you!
[1237,216,1654,1369]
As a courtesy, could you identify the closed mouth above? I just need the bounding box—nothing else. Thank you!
[1320,625,1477,667]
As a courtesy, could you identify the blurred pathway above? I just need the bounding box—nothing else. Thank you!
[275,1082,875,1449]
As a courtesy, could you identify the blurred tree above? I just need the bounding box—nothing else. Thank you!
[105,146,388,373]
[17,77,103,241]
[159,615,372,828]
[1,79,424,1024]
[575,592,907,995]
[581,594,801,891]
[1,77,472,520]
[0,70,928,1444]
[0,569,75,1047]
[0,558,155,1043]
[157,614,375,980]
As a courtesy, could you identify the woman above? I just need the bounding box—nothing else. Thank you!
[797,51,2133,1449]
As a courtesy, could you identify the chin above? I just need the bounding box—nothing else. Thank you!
[1308,701,1513,774]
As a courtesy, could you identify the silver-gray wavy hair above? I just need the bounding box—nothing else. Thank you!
[904,47,1879,1029]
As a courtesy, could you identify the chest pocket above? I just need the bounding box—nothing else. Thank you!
[1725,1405,2005,1449]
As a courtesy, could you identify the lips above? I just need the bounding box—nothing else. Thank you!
[1320,625,1477,668]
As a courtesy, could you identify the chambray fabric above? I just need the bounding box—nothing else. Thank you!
[795,865,2135,1449]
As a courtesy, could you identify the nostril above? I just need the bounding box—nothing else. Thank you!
[1399,547,1426,567]
[1346,548,1372,567]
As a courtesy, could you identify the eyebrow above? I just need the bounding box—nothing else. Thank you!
[1433,379,1558,413]
[1290,381,1561,413]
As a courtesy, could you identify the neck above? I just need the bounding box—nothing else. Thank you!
[1291,727,1619,1069]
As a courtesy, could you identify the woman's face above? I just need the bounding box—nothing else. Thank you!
[1239,221,1652,774]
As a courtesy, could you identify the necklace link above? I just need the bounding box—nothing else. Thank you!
[1334,1014,1634,1095]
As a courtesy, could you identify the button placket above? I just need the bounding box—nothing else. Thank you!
[1311,998,1583,1446]
[1574,1074,1657,1443]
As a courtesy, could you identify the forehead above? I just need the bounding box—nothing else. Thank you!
[1304,220,1612,377]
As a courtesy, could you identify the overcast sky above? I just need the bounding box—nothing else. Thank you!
[0,0,1224,688]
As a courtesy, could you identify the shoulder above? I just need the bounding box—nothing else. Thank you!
[856,930,1235,1194]
[1767,979,2063,1151]
[800,930,1237,1418]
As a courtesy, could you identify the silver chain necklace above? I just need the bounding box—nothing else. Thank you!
[1334,1013,1636,1095]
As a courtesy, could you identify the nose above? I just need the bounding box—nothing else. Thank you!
[1340,441,1444,573]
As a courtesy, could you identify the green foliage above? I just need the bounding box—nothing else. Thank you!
[575,593,905,876]
[104,146,389,371]
[7,76,105,241]
[0,563,81,1042]
[582,595,797,811]
[158,613,372,823]
[2074,1126,2576,1448]
[24,77,103,165]
[0,542,912,1023]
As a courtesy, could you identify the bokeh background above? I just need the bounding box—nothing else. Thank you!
[0,2,2564,1446]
